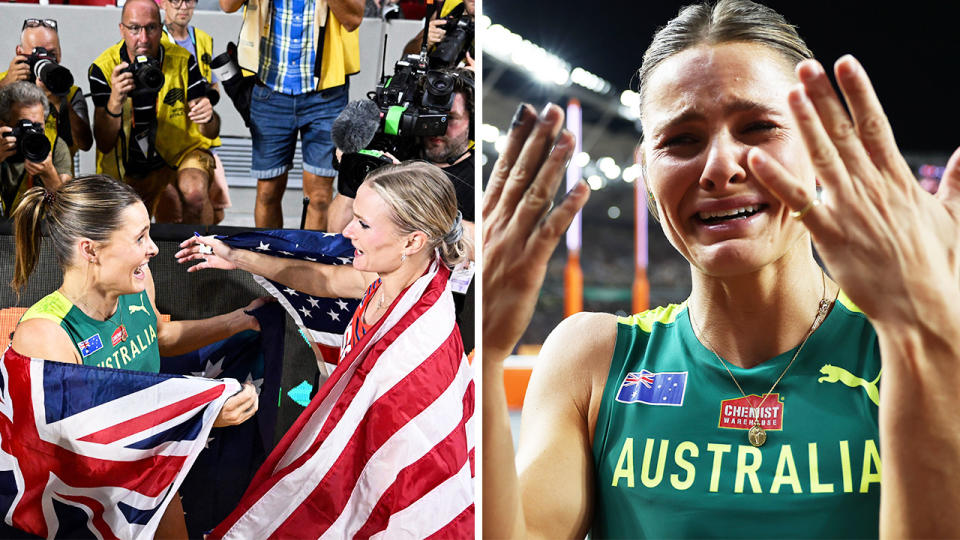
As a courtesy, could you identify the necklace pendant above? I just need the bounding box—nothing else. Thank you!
[748,423,766,447]
[111,324,128,347]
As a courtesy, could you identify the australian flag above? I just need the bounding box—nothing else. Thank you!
[0,348,240,539]
[615,369,688,406]
[159,301,285,538]
[219,231,360,369]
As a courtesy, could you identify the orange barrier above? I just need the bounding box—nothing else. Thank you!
[1,307,170,350]
[504,354,538,410]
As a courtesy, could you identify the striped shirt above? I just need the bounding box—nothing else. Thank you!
[259,0,318,95]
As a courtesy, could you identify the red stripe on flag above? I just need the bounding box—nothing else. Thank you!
[274,329,465,536]
[210,265,458,538]
[352,378,474,538]
[425,504,475,540]
[77,384,225,444]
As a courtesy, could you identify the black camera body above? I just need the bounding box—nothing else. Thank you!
[123,55,165,93]
[8,119,51,163]
[25,47,74,96]
[429,10,474,69]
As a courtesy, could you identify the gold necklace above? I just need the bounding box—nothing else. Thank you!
[689,270,834,447]
[68,292,127,345]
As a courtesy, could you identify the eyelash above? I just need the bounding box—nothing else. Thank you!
[661,121,778,147]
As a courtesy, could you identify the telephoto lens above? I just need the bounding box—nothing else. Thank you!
[27,47,73,96]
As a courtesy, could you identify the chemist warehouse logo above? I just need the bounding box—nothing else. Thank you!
[718,394,784,431]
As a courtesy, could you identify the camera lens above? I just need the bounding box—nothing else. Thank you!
[13,121,51,163]
[34,59,74,96]
[139,68,164,92]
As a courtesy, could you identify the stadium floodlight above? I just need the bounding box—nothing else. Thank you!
[587,175,604,190]
[602,163,621,180]
[622,163,642,183]
[480,123,500,143]
[494,135,508,153]
[573,151,590,168]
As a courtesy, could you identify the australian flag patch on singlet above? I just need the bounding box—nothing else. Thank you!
[77,334,104,358]
[616,370,688,406]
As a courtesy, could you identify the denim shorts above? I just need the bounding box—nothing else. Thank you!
[249,83,348,179]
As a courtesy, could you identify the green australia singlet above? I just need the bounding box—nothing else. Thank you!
[592,293,881,538]
[19,291,161,373]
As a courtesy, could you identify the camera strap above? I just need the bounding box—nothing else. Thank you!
[56,100,74,148]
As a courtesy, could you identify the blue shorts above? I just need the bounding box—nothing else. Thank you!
[249,83,348,179]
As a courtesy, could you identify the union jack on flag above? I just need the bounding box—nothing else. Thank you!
[616,369,688,406]
[0,348,240,539]
[219,230,360,370]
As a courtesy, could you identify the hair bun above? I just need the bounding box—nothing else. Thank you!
[443,210,463,245]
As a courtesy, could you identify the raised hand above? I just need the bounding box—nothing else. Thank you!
[747,55,960,325]
[482,103,590,363]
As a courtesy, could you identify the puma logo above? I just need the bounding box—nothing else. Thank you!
[128,294,149,316]
[818,364,881,406]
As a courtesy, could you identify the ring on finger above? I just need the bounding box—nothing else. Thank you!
[790,197,821,220]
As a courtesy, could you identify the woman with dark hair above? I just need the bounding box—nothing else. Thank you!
[7,174,262,537]
[483,0,960,537]
[176,161,475,538]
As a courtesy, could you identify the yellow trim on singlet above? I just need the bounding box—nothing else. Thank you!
[19,290,72,325]
[616,301,688,333]
[837,290,863,314]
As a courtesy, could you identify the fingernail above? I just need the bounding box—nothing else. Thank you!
[510,103,529,128]
[554,130,573,150]
[539,103,557,122]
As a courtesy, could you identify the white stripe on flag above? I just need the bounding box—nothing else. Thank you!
[320,351,470,538]
[222,274,455,537]
[276,262,443,471]
[369,459,473,540]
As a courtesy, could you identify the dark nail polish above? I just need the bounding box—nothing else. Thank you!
[510,103,529,128]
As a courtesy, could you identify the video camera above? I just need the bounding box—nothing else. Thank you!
[334,4,474,191]
[7,119,51,163]
[24,47,73,96]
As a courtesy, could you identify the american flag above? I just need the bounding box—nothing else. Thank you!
[219,230,360,371]
[210,259,475,539]
[0,348,240,539]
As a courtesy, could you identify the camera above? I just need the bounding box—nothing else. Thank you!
[25,47,74,96]
[123,55,165,93]
[8,119,51,163]
[429,7,474,69]
[210,42,254,126]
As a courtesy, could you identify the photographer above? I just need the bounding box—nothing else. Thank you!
[88,0,221,223]
[0,82,72,218]
[401,0,474,68]
[0,18,94,175]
